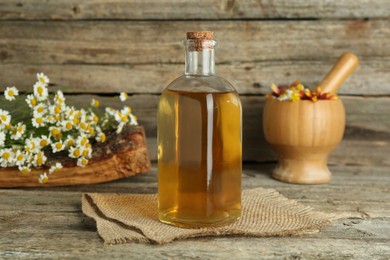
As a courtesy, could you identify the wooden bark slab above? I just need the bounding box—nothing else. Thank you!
[0,125,151,188]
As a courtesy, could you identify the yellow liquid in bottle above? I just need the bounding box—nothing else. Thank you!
[158,89,242,228]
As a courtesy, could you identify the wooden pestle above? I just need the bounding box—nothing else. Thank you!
[318,52,359,94]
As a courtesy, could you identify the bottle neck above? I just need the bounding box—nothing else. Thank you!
[184,40,216,76]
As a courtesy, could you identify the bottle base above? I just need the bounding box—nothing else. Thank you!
[159,209,240,228]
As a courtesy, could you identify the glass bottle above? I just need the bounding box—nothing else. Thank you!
[157,31,242,228]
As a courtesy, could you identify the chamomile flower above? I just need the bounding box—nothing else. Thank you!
[76,135,89,147]
[51,141,65,153]
[91,99,100,108]
[88,113,99,124]
[0,132,5,147]
[64,136,76,147]
[115,111,129,124]
[86,124,95,136]
[49,162,63,174]
[69,146,82,158]
[81,147,92,158]
[54,90,65,106]
[96,132,106,143]
[38,135,51,148]
[11,122,26,140]
[77,157,89,168]
[49,104,62,116]
[33,82,48,101]
[4,86,19,101]
[49,126,62,139]
[32,115,46,128]
[119,92,128,102]
[65,106,76,118]
[78,121,88,131]
[0,109,11,126]
[14,150,26,166]
[33,103,47,116]
[18,165,31,174]
[61,120,74,131]
[32,151,47,167]
[37,73,49,86]
[45,115,56,124]
[25,94,38,108]
[38,173,49,184]
[0,148,15,167]
[25,137,39,153]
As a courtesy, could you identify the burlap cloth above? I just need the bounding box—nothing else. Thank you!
[82,188,343,245]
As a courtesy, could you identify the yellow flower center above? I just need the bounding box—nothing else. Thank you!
[121,115,128,122]
[0,115,7,122]
[17,125,24,132]
[93,116,99,123]
[73,149,81,157]
[66,122,72,130]
[17,154,24,161]
[73,118,80,125]
[100,134,106,142]
[37,107,44,113]
[30,98,37,106]
[37,86,43,95]
[36,118,43,124]
[41,177,48,183]
[82,159,88,166]
[9,90,14,96]
[2,152,10,160]
[55,106,61,114]
[82,150,89,157]
[55,143,63,149]
[36,157,43,165]
[80,137,87,146]
[67,139,74,146]
[51,128,60,135]
[39,77,45,83]
[40,140,48,147]
[80,123,86,130]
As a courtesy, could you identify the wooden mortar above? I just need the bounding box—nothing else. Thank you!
[263,52,359,184]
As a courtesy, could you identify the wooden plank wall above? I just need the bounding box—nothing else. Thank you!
[0,0,389,166]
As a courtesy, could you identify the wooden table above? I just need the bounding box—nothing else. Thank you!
[1,164,389,259]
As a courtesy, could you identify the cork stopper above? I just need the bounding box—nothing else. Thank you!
[186,31,214,51]
[186,31,213,40]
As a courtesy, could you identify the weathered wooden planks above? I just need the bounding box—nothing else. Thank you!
[0,20,386,65]
[1,59,389,95]
[0,165,389,258]
[1,0,390,20]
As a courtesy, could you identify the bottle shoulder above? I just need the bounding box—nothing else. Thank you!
[164,75,237,93]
